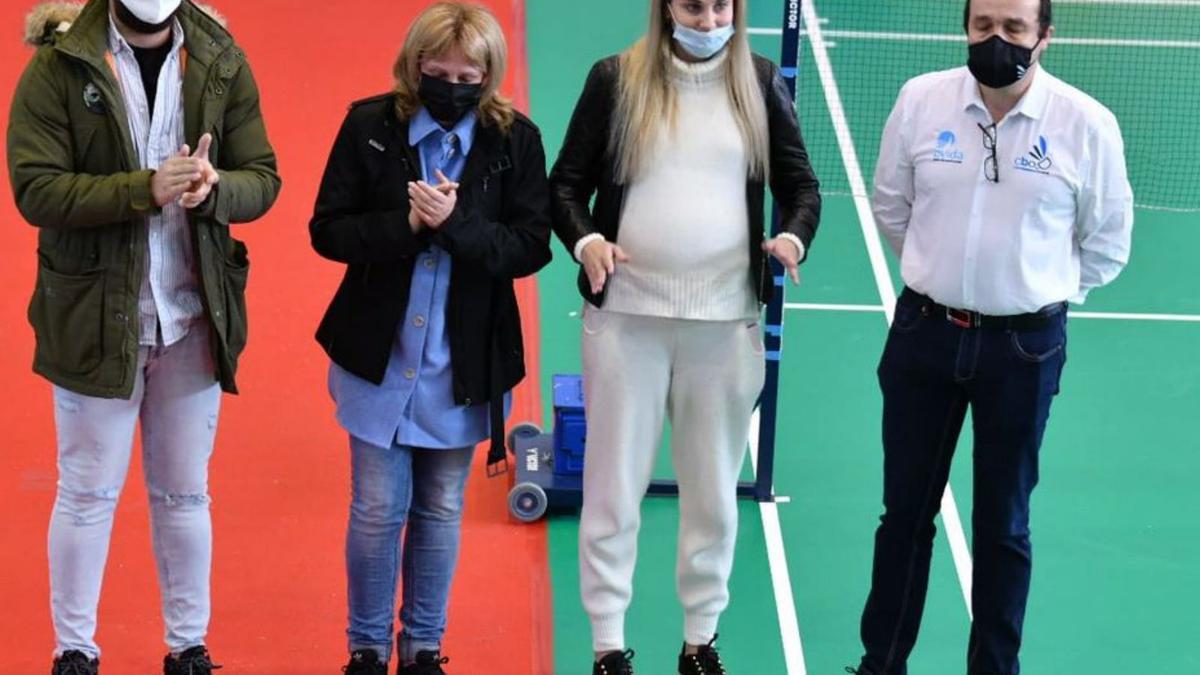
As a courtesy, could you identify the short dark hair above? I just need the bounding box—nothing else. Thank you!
[963,0,1053,38]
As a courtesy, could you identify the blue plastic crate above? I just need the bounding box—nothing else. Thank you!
[552,375,587,477]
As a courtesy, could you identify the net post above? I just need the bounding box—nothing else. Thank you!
[755,0,805,504]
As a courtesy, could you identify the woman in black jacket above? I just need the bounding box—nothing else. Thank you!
[308,4,551,674]
[549,1,821,674]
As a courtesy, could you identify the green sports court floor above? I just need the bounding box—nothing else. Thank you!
[524,1,1200,672]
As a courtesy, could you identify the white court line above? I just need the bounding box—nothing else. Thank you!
[1068,311,1200,322]
[785,303,1200,323]
[1058,0,1200,5]
[802,0,977,618]
[787,303,890,313]
[747,27,1200,49]
[749,410,808,675]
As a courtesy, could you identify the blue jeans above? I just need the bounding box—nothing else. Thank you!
[859,289,1067,675]
[345,436,474,664]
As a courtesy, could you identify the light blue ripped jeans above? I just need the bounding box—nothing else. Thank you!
[48,326,221,659]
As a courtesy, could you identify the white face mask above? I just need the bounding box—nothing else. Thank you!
[670,11,736,59]
[118,0,182,25]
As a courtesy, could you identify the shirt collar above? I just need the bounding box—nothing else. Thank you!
[408,106,477,157]
[961,65,1050,121]
[107,14,185,56]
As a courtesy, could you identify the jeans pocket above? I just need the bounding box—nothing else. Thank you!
[890,300,927,333]
[1009,324,1066,364]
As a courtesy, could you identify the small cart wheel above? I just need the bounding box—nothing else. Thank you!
[506,422,544,455]
[508,482,549,523]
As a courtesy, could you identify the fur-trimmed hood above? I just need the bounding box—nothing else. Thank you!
[24,1,225,46]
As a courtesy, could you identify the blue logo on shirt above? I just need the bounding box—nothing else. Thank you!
[933,130,965,164]
[1014,136,1053,174]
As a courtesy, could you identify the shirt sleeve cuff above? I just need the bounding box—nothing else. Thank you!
[573,233,606,263]
[777,232,806,261]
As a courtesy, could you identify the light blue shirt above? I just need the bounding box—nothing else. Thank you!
[328,107,509,450]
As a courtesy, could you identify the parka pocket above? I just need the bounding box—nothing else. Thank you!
[28,264,106,375]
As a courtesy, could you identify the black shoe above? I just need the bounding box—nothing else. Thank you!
[52,651,98,675]
[678,635,726,675]
[344,650,388,675]
[593,649,635,675]
[163,646,222,675]
[398,650,449,675]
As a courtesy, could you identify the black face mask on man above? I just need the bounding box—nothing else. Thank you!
[113,0,181,35]
[967,34,1042,89]
[418,75,484,127]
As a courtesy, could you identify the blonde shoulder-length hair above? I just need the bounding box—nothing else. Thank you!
[394,2,515,132]
[612,0,770,183]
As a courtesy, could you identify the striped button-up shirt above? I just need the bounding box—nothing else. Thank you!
[108,17,205,346]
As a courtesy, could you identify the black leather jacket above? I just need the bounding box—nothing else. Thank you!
[548,53,822,306]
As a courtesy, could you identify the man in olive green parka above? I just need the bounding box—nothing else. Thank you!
[6,0,279,672]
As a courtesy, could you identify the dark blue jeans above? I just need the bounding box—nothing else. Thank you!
[858,289,1067,675]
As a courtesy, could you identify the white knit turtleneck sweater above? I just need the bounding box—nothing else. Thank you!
[602,50,758,321]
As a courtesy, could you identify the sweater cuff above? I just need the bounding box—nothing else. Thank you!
[777,232,806,261]
[573,233,606,263]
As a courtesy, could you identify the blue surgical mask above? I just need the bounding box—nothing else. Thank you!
[671,19,735,60]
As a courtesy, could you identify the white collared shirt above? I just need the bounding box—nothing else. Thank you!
[108,17,204,346]
[872,66,1134,315]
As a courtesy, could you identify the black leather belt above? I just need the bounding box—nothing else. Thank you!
[905,290,1065,331]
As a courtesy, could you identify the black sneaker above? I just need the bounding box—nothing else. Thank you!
[678,635,726,675]
[344,649,388,675]
[163,646,222,675]
[593,649,635,675]
[398,650,449,675]
[52,651,99,675]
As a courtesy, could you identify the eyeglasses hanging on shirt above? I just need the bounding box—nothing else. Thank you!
[978,122,999,183]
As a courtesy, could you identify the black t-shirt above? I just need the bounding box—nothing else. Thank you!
[131,41,172,114]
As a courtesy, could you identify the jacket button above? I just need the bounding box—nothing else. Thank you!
[214,310,222,318]
[404,368,416,380]
[413,316,426,328]
[115,312,126,322]
[424,258,435,269]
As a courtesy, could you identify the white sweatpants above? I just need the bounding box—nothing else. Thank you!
[578,307,766,651]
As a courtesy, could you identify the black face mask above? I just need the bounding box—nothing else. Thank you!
[114,1,177,34]
[968,34,1040,89]
[418,75,483,127]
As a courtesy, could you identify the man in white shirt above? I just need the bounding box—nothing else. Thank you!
[851,1,1133,674]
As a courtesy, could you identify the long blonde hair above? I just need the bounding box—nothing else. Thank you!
[394,2,515,132]
[612,0,770,183]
